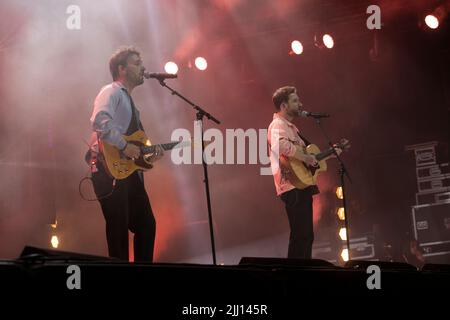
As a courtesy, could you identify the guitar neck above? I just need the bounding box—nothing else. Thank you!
[315,146,337,161]
[141,141,186,154]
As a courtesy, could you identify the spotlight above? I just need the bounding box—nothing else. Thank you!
[423,5,449,30]
[195,57,208,71]
[337,207,345,221]
[425,14,439,29]
[314,33,335,49]
[339,227,347,241]
[335,186,343,199]
[323,34,334,49]
[341,248,349,262]
[290,40,303,55]
[51,235,59,249]
[164,61,178,74]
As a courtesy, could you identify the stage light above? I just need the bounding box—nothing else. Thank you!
[51,235,59,249]
[314,33,335,49]
[291,40,303,55]
[425,14,439,29]
[195,57,208,70]
[341,248,349,262]
[423,5,449,30]
[323,34,334,49]
[339,227,347,241]
[337,207,345,221]
[164,61,178,74]
[336,186,343,199]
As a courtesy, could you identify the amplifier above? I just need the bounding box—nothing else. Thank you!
[412,201,450,257]
[349,236,375,260]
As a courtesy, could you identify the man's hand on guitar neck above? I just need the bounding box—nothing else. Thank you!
[328,146,343,159]
[147,145,164,163]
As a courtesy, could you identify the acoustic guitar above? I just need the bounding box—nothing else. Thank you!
[279,139,350,189]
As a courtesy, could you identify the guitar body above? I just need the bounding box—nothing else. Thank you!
[100,130,154,180]
[280,144,328,189]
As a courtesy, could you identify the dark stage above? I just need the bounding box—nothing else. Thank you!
[3,247,450,298]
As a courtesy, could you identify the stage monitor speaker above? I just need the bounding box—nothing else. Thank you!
[239,257,336,268]
[421,263,450,273]
[344,260,417,271]
[19,246,116,262]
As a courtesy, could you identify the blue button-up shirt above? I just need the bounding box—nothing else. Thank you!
[89,81,141,151]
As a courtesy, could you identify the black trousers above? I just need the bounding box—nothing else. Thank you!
[280,188,314,259]
[92,163,156,262]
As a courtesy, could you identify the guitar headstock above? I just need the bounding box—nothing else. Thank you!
[334,138,351,151]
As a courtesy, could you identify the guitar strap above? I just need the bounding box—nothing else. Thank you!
[121,88,145,181]
[297,132,311,146]
[122,88,144,135]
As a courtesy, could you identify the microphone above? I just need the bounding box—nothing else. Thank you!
[298,110,330,118]
[143,72,178,80]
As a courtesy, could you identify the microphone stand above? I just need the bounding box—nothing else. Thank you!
[156,79,220,265]
[313,117,353,262]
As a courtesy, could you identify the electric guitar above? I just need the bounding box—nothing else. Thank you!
[99,130,189,180]
[279,139,350,189]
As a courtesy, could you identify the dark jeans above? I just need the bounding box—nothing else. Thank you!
[280,188,314,259]
[91,163,156,262]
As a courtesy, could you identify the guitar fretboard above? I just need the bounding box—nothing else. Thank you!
[141,141,187,154]
[315,142,346,161]
[316,148,335,161]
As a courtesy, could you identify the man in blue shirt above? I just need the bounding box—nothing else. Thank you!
[89,46,163,262]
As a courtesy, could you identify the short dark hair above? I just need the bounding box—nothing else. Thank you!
[109,46,141,80]
[272,86,297,110]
